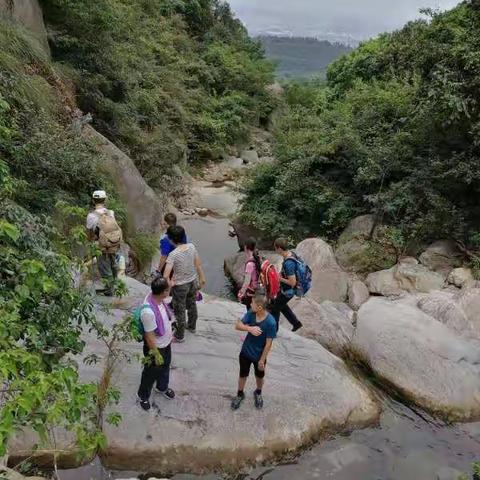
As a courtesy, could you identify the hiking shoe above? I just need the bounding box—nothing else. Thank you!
[254,391,264,409]
[187,326,196,333]
[137,395,151,411]
[231,393,245,410]
[173,335,185,343]
[156,387,175,400]
[292,322,303,332]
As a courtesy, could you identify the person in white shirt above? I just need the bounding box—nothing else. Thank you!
[86,190,122,295]
[137,276,175,411]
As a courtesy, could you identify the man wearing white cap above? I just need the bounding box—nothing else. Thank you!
[86,190,123,296]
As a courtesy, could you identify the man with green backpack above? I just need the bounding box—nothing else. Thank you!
[135,276,175,411]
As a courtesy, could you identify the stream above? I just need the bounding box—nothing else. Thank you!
[60,179,479,480]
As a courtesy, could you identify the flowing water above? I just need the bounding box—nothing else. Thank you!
[59,180,479,480]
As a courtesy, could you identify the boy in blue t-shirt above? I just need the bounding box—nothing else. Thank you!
[231,291,276,410]
[157,213,187,274]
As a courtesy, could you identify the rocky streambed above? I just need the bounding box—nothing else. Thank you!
[7,164,480,480]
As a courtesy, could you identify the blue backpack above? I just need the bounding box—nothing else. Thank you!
[290,251,312,298]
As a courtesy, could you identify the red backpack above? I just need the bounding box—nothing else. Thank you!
[260,259,280,301]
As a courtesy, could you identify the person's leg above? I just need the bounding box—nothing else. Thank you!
[98,252,114,294]
[137,347,158,403]
[270,293,289,331]
[186,281,198,331]
[172,284,188,341]
[232,353,250,409]
[253,360,266,409]
[156,344,172,394]
[110,253,118,280]
[281,299,302,331]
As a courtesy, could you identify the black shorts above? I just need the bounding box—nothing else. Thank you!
[239,352,266,379]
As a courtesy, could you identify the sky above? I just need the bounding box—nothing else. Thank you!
[227,0,461,44]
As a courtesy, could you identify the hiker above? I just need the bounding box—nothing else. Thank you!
[270,238,303,332]
[86,190,123,296]
[163,225,206,343]
[231,290,276,410]
[157,212,187,275]
[136,276,175,411]
[237,237,261,311]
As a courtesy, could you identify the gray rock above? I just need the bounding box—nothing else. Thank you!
[0,0,50,55]
[366,258,445,296]
[224,251,282,288]
[296,238,349,303]
[448,267,475,288]
[338,215,376,246]
[353,297,480,420]
[418,288,480,341]
[348,280,370,310]
[240,149,259,164]
[84,126,164,236]
[419,240,463,276]
[101,296,378,473]
[291,297,354,356]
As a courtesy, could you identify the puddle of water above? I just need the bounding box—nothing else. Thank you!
[181,215,237,299]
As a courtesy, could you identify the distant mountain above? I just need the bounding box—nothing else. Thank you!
[258,35,353,79]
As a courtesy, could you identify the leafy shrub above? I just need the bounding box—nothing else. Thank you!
[41,0,275,192]
[240,3,480,247]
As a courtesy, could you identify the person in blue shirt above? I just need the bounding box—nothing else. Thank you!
[231,290,276,410]
[270,237,303,332]
[157,213,187,274]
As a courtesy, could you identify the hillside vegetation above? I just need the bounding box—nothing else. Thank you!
[259,35,352,79]
[240,2,480,254]
[41,0,275,193]
[0,16,115,456]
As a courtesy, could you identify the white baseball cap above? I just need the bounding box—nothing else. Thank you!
[92,190,107,200]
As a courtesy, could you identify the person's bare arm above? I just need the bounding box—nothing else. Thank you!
[258,338,273,371]
[235,319,262,336]
[144,331,157,351]
[238,272,252,298]
[194,253,206,288]
[280,274,297,287]
[163,262,174,286]
[144,331,163,366]
[157,255,168,272]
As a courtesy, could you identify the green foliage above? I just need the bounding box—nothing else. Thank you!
[41,0,275,192]
[128,233,158,270]
[240,3,480,245]
[0,19,125,460]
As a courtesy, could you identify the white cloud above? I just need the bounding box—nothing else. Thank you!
[228,0,461,41]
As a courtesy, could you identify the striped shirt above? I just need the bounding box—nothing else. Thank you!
[166,243,198,286]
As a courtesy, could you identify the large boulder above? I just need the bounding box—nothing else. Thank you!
[0,0,50,55]
[348,280,370,310]
[84,126,164,235]
[419,240,463,276]
[366,258,445,296]
[290,297,354,356]
[337,215,376,246]
[230,221,273,251]
[352,297,480,420]
[224,251,282,289]
[417,288,480,341]
[447,267,476,288]
[101,296,378,474]
[296,238,349,303]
